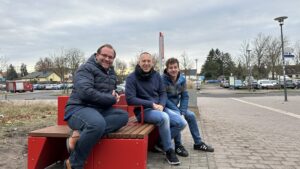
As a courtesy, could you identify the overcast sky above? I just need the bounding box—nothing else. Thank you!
[1,0,300,72]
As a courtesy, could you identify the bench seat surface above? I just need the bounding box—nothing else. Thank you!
[29,117,155,139]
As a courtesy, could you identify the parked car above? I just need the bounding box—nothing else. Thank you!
[220,80,229,88]
[280,79,296,89]
[269,80,280,89]
[231,80,243,89]
[243,79,259,89]
[0,84,6,91]
[295,79,300,89]
[257,79,273,89]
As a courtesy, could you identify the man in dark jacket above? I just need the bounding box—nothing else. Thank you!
[64,44,129,169]
[125,52,186,165]
[162,57,214,158]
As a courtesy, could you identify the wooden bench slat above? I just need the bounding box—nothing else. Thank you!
[137,124,156,138]
[107,125,137,138]
[29,124,155,139]
[29,125,70,137]
[127,124,151,139]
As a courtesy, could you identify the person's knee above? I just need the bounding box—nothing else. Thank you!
[86,119,106,137]
[158,112,170,126]
[180,118,187,129]
[117,110,129,126]
[185,111,196,121]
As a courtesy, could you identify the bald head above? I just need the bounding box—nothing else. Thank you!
[138,52,154,72]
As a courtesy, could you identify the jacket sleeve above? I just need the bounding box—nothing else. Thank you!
[125,75,153,108]
[179,79,189,113]
[74,67,116,106]
[165,99,180,112]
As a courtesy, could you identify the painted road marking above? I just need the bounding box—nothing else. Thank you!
[231,98,300,119]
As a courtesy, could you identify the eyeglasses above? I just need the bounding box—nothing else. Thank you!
[98,53,114,60]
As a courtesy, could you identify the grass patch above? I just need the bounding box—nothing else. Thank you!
[0,101,57,138]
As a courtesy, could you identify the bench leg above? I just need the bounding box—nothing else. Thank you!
[93,137,149,169]
[28,137,68,169]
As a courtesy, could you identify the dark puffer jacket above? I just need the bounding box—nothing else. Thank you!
[64,53,117,120]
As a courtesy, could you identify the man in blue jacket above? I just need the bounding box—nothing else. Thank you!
[162,57,214,157]
[64,44,129,169]
[125,52,186,165]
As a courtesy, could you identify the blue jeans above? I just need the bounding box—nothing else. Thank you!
[66,106,128,169]
[139,108,186,151]
[164,108,202,146]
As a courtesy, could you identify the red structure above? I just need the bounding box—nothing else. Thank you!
[27,95,158,169]
[6,80,33,93]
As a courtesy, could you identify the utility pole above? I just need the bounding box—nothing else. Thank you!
[274,16,288,101]
[195,59,198,80]
[246,49,251,91]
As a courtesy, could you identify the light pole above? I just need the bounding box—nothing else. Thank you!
[274,16,288,101]
[195,59,198,80]
[246,49,251,91]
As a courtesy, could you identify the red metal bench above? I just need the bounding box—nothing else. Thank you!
[27,95,157,169]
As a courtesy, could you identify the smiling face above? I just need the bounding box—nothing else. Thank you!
[138,52,153,73]
[166,62,180,79]
[96,46,115,70]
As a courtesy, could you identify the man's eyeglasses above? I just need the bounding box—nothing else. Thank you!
[99,53,114,60]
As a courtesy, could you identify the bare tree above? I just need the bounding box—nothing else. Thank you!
[51,48,67,83]
[0,56,8,73]
[294,41,300,65]
[151,53,159,71]
[251,33,270,79]
[265,37,281,79]
[115,58,127,83]
[240,40,253,69]
[65,48,85,80]
[180,51,193,78]
[35,57,53,72]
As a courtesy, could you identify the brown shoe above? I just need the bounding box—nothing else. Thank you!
[64,159,72,169]
[66,130,80,153]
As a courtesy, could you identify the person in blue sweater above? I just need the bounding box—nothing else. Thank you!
[64,44,129,169]
[162,57,214,157]
[125,52,186,165]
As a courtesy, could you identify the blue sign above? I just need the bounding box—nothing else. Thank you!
[284,52,294,58]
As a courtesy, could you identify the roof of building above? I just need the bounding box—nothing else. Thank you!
[22,71,57,79]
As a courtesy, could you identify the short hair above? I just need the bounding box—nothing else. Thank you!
[138,52,152,61]
[96,44,116,58]
[165,57,179,68]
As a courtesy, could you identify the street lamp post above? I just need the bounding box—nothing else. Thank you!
[195,59,198,80]
[274,16,288,101]
[246,49,251,91]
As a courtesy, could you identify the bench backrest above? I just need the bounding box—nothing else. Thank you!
[57,94,135,125]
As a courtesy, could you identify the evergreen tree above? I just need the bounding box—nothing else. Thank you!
[20,63,28,77]
[200,48,236,80]
[6,64,18,80]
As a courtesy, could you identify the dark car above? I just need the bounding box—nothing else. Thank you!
[295,80,300,89]
[280,80,296,89]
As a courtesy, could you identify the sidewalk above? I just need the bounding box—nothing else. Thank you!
[147,89,212,169]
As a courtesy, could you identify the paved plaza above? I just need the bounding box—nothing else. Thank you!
[147,87,300,169]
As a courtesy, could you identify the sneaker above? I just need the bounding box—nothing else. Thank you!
[153,143,165,154]
[194,142,214,152]
[175,145,189,157]
[165,149,180,165]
